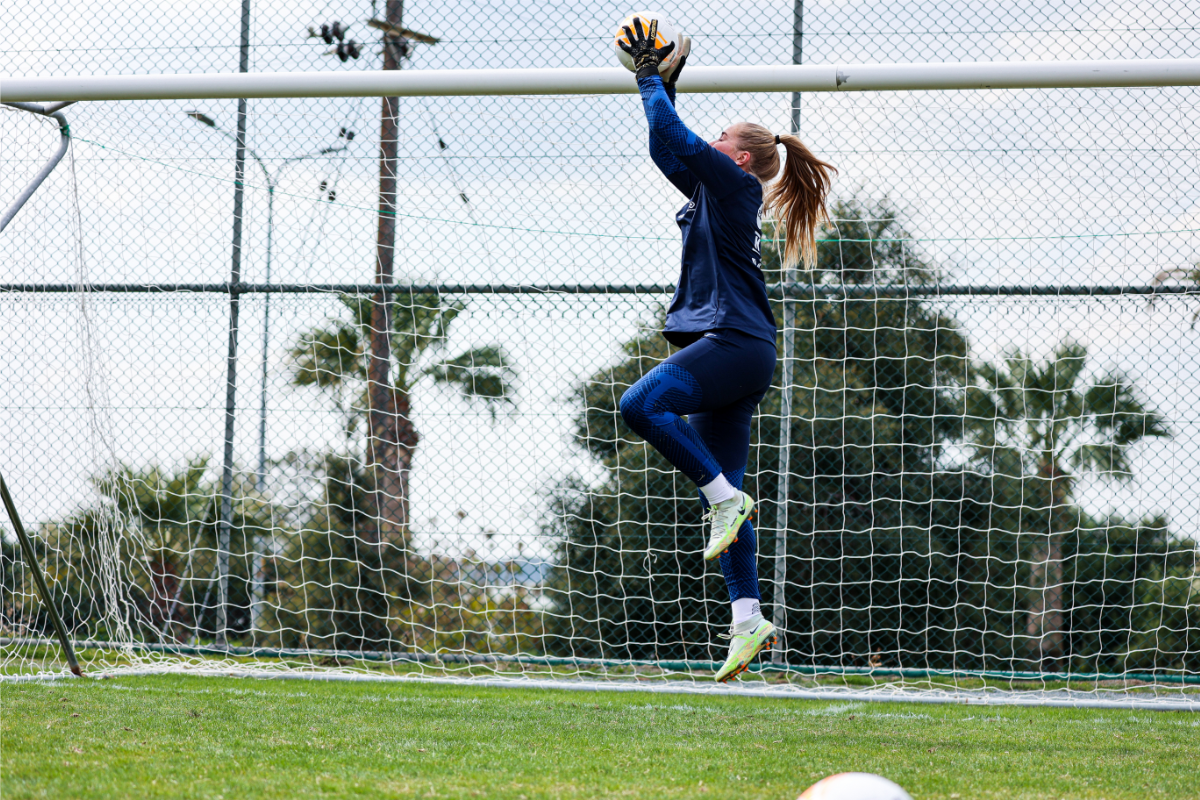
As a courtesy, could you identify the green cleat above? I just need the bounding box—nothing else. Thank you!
[714,616,776,683]
[702,491,754,561]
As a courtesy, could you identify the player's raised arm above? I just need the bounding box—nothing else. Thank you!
[622,19,743,196]
[641,34,697,195]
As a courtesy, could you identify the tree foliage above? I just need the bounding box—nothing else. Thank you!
[26,459,280,644]
[291,293,515,405]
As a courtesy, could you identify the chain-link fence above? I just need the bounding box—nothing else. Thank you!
[2,0,1197,705]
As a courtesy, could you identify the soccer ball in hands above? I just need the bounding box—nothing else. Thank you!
[614,11,682,74]
[797,773,913,800]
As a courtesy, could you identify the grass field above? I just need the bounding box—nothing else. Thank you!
[3,674,1197,799]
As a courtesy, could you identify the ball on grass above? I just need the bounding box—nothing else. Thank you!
[797,772,913,800]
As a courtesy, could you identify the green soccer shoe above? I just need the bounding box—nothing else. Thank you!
[715,616,776,683]
[702,491,754,561]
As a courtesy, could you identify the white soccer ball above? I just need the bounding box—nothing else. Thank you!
[797,773,914,800]
[614,11,682,74]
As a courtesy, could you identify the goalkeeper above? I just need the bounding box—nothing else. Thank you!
[618,20,836,683]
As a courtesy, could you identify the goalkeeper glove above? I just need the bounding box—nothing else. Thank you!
[619,17,676,81]
[662,35,691,87]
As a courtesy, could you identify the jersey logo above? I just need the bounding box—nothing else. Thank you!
[753,202,765,258]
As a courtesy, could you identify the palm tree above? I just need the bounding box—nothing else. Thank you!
[289,290,515,557]
[964,341,1169,668]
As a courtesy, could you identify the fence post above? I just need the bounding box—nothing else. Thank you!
[771,0,804,666]
[215,0,253,648]
[771,285,796,665]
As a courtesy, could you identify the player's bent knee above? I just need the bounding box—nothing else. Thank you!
[618,384,644,428]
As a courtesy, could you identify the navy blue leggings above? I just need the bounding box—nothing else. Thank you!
[619,329,777,602]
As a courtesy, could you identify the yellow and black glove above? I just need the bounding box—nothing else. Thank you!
[619,17,676,81]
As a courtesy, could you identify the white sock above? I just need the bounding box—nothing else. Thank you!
[699,474,737,505]
[732,598,761,625]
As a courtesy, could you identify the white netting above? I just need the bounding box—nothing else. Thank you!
[2,0,1198,710]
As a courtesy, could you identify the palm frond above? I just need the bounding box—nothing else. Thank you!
[424,345,516,419]
[290,320,363,389]
[966,341,1167,497]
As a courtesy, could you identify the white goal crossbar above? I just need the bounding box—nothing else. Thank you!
[4,58,1200,102]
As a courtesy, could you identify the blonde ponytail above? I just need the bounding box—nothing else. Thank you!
[731,123,837,270]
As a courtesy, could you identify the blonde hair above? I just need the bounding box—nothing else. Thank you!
[732,123,836,270]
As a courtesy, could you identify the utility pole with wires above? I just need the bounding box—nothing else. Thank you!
[308,5,440,623]
[366,3,439,562]
[367,0,408,558]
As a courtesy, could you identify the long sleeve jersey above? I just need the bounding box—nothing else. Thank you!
[638,73,777,347]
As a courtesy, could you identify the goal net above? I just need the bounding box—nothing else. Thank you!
[2,6,1198,711]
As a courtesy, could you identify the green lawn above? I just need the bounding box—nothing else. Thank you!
[3,674,1197,799]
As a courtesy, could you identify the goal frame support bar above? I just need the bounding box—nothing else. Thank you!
[4,59,1200,102]
[0,475,83,677]
[0,102,72,233]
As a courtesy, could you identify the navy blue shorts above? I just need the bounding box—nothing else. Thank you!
[619,329,776,488]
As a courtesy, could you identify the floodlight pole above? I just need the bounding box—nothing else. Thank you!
[251,146,348,493]
[0,474,82,676]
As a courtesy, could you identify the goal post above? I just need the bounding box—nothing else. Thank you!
[5,59,1200,101]
[2,61,1198,711]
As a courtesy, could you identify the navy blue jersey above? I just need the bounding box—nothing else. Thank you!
[638,74,778,347]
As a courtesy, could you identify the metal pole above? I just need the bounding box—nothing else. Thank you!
[216,0,253,648]
[789,0,804,137]
[254,147,346,494]
[0,474,82,676]
[8,282,1193,297]
[249,183,274,636]
[771,0,803,666]
[256,183,275,493]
